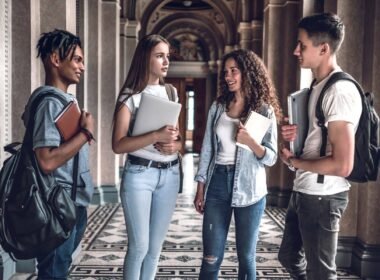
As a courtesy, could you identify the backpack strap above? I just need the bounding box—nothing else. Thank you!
[164,83,184,193]
[26,92,80,200]
[315,72,363,183]
[164,83,176,102]
[25,92,67,141]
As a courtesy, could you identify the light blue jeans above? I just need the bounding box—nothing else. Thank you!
[120,160,179,280]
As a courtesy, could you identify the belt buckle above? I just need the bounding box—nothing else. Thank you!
[157,162,163,169]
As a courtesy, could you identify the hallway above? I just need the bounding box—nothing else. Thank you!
[2,1,380,278]
[12,154,361,279]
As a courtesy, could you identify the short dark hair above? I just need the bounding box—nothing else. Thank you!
[36,29,82,61]
[298,13,345,53]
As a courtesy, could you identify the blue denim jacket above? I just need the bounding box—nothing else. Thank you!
[194,101,278,207]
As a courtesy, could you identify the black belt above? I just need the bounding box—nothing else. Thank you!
[128,154,179,169]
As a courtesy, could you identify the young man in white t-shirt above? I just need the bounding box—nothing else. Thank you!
[278,13,362,280]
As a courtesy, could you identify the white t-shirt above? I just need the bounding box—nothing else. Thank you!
[215,112,239,165]
[118,84,179,162]
[294,69,362,195]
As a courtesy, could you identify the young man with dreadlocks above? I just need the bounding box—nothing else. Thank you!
[22,29,95,279]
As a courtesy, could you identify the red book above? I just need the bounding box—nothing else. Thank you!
[54,101,81,141]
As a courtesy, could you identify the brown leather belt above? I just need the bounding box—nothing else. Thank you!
[128,154,179,169]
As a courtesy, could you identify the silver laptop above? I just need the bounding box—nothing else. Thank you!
[132,94,182,136]
[287,88,309,157]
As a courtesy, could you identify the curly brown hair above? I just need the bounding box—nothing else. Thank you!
[217,49,283,122]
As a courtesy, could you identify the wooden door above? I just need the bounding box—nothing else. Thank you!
[192,78,207,153]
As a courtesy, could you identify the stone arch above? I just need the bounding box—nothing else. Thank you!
[160,24,217,62]
[150,13,224,61]
[139,0,236,45]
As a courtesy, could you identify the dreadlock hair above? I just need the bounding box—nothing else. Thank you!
[36,29,82,61]
[217,49,283,123]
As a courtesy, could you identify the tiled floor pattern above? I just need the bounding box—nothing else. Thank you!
[13,153,361,279]
[15,194,358,279]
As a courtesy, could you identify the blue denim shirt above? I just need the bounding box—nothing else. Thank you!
[194,101,278,207]
[22,86,94,207]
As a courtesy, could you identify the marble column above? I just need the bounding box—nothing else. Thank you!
[0,2,16,279]
[97,0,120,203]
[77,0,102,193]
[263,0,301,207]
[120,19,138,87]
[11,0,32,142]
[118,18,138,170]
[238,19,263,62]
[0,0,12,160]
[335,0,380,277]
[251,20,263,57]
[238,22,252,50]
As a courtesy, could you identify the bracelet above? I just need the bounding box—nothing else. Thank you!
[287,157,297,172]
[288,163,297,172]
[81,127,95,142]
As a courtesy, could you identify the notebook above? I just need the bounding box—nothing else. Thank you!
[236,111,272,151]
[54,101,81,141]
[287,88,309,157]
[131,94,182,136]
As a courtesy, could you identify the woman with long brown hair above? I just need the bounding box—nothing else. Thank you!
[112,34,181,280]
[194,49,282,280]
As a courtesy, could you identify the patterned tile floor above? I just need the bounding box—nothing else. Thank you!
[63,198,360,280]
[12,154,362,279]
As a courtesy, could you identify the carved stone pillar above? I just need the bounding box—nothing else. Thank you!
[0,0,16,278]
[120,19,138,88]
[11,0,32,142]
[238,22,252,50]
[77,0,102,192]
[97,0,120,203]
[335,0,380,277]
[263,0,301,206]
[251,20,263,57]
[118,19,138,169]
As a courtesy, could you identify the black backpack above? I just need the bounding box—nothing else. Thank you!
[315,72,380,183]
[0,92,78,260]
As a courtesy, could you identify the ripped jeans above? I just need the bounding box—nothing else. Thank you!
[199,164,266,280]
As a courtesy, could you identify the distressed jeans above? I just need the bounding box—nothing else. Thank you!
[199,164,266,280]
[120,161,179,280]
[278,191,348,280]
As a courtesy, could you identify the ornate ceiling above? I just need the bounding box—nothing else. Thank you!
[122,0,239,62]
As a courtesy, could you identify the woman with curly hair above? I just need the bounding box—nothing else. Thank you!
[194,49,282,280]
